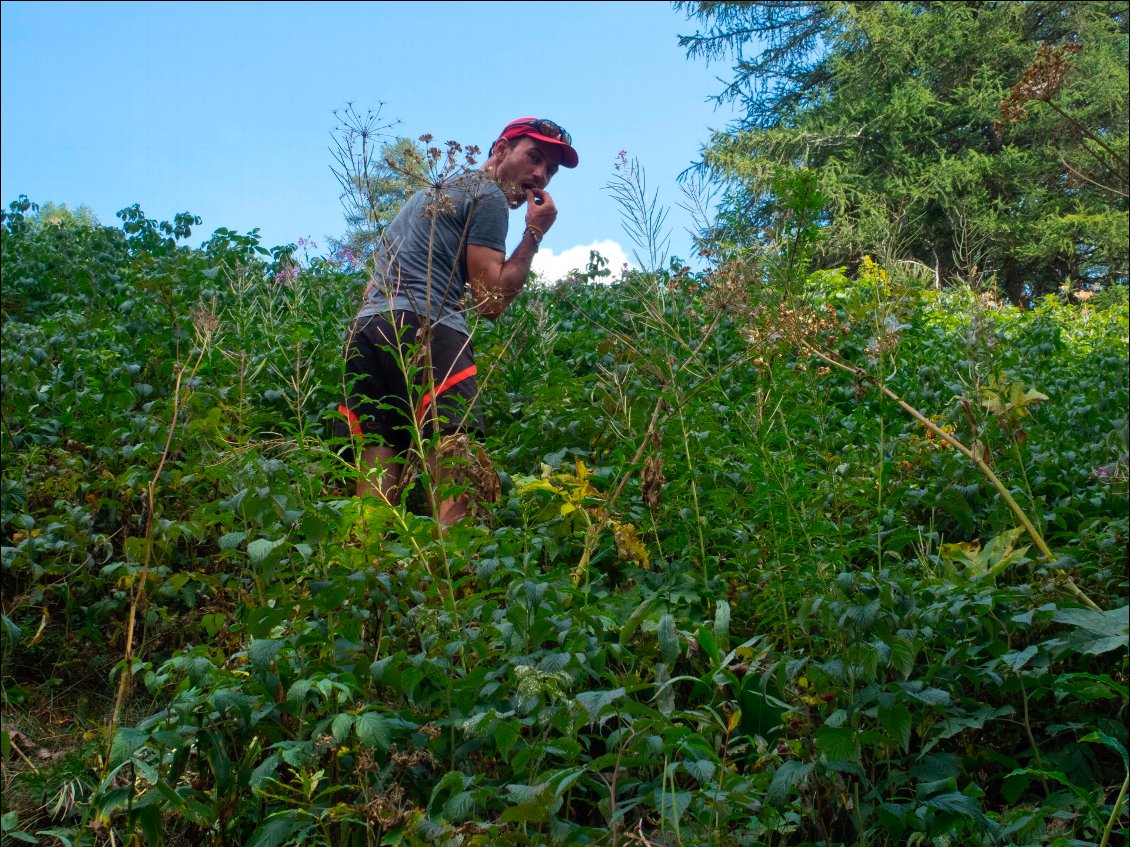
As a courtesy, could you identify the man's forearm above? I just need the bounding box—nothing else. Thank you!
[476,227,541,319]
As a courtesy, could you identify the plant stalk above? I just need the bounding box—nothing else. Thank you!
[803,342,1102,611]
[1100,770,1129,847]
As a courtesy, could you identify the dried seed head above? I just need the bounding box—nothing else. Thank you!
[998,43,1082,126]
[433,434,501,519]
[364,783,408,829]
[640,454,665,512]
[190,302,220,341]
[613,521,651,568]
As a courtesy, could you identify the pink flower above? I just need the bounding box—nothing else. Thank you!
[275,265,299,285]
[333,247,358,267]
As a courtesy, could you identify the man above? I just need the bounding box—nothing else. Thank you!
[338,117,578,525]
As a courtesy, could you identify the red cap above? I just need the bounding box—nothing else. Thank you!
[496,117,578,168]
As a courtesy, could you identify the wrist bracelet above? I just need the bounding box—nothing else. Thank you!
[524,226,543,247]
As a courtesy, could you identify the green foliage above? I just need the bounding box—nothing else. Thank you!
[1,192,1126,846]
[680,0,1129,303]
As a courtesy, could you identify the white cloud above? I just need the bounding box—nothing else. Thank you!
[530,239,634,284]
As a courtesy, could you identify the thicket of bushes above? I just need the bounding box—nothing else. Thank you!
[1,194,1127,845]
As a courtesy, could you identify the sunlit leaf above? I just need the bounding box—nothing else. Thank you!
[922,791,985,822]
[247,537,284,564]
[331,712,354,743]
[685,758,716,785]
[575,688,625,724]
[355,711,391,749]
[108,727,148,769]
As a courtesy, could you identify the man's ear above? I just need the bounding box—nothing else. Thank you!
[490,136,510,161]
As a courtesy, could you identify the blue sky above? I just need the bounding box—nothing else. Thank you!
[1,1,740,280]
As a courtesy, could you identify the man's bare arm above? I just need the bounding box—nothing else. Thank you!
[466,230,541,320]
[468,188,557,320]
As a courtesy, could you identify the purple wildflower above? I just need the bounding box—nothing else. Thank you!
[275,265,299,286]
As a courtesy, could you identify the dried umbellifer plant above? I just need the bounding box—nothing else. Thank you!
[997,43,1082,127]
[640,431,665,513]
[399,432,500,521]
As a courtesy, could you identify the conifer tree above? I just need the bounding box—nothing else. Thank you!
[679,1,1129,303]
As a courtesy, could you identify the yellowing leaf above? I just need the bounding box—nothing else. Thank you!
[27,607,49,647]
[939,540,981,565]
[940,529,1028,579]
[980,376,1049,418]
[517,478,560,496]
[728,711,741,733]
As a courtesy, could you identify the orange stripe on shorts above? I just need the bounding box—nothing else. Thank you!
[415,364,478,424]
[338,403,362,437]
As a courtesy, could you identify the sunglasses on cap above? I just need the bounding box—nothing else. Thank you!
[505,118,572,148]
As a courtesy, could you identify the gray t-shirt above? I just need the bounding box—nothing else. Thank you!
[357,171,509,337]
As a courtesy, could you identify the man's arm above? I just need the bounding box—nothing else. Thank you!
[466,229,541,320]
[467,189,557,320]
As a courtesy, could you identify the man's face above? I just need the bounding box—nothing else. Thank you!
[493,136,562,206]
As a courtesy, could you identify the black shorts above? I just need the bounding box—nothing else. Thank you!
[336,311,485,453]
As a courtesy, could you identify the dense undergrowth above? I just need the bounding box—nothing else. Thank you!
[1,194,1127,846]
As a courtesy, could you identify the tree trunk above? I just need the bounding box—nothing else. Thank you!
[1001,258,1029,308]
